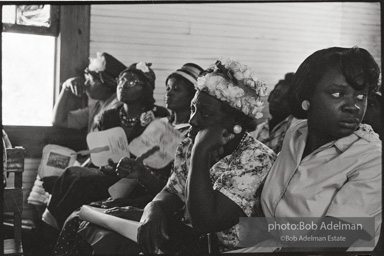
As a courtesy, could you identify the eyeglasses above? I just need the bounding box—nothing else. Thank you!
[117,77,144,88]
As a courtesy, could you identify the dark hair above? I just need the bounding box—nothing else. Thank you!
[268,72,295,102]
[275,72,295,89]
[166,73,196,96]
[119,70,155,110]
[289,46,380,119]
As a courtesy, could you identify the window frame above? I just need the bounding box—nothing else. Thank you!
[3,5,91,158]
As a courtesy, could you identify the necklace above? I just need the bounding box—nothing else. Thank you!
[226,132,247,165]
[119,107,140,127]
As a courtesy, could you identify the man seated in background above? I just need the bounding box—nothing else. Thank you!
[250,72,295,153]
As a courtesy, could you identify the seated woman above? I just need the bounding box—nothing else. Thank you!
[249,72,295,153]
[52,62,204,256]
[43,62,169,232]
[96,62,204,209]
[78,59,277,255]
[362,91,382,139]
[233,47,381,253]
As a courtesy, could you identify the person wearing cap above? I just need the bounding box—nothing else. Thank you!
[49,63,204,256]
[249,72,296,153]
[97,62,204,209]
[44,62,169,232]
[163,63,204,136]
[52,52,126,133]
[74,59,276,255]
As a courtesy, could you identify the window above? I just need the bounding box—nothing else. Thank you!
[2,33,56,126]
[2,5,59,126]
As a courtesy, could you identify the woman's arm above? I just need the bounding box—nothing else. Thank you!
[52,77,86,127]
[115,157,169,196]
[137,189,184,254]
[186,126,246,234]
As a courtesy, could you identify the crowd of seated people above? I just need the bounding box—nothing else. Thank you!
[51,62,204,256]
[17,46,381,255]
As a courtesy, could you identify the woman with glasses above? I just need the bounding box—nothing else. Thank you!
[48,63,203,256]
[46,63,168,233]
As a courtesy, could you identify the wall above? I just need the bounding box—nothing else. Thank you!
[89,2,381,121]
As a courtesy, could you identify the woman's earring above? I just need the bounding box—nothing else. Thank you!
[233,125,242,134]
[301,100,310,111]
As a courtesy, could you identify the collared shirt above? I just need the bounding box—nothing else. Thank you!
[67,93,122,133]
[164,133,276,251]
[261,119,382,249]
[249,115,295,153]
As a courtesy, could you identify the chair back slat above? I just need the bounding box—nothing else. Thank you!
[3,147,25,255]
[6,148,25,173]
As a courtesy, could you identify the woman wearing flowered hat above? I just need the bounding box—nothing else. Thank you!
[52,52,127,133]
[140,59,276,254]
[79,59,276,255]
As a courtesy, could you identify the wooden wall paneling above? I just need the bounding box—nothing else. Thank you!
[89,2,380,124]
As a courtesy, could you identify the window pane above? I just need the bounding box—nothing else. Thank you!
[2,32,55,126]
[2,5,51,27]
[17,5,51,27]
[2,6,16,24]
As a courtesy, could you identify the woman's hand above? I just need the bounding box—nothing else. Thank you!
[105,206,143,222]
[99,159,118,176]
[194,124,235,150]
[116,157,146,179]
[137,202,169,254]
[193,124,235,162]
[62,77,85,97]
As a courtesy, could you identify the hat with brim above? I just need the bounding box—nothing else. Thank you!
[168,63,204,86]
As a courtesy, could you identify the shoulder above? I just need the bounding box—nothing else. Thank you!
[355,123,381,143]
[98,106,122,128]
[242,134,277,162]
[101,105,121,118]
[153,105,170,118]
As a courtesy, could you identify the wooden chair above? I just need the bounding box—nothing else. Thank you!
[3,147,25,255]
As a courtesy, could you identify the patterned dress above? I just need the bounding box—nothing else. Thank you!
[164,133,276,251]
[249,115,295,153]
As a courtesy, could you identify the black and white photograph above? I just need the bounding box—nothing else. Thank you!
[2,1,382,255]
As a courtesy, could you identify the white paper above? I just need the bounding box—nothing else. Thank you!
[38,144,77,177]
[87,127,130,167]
[128,118,182,169]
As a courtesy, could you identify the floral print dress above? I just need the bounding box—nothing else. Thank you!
[164,133,276,251]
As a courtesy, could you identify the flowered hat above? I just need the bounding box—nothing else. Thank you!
[196,58,267,119]
[121,62,156,89]
[166,63,204,86]
[86,52,127,88]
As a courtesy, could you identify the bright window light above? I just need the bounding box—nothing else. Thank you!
[2,32,55,126]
